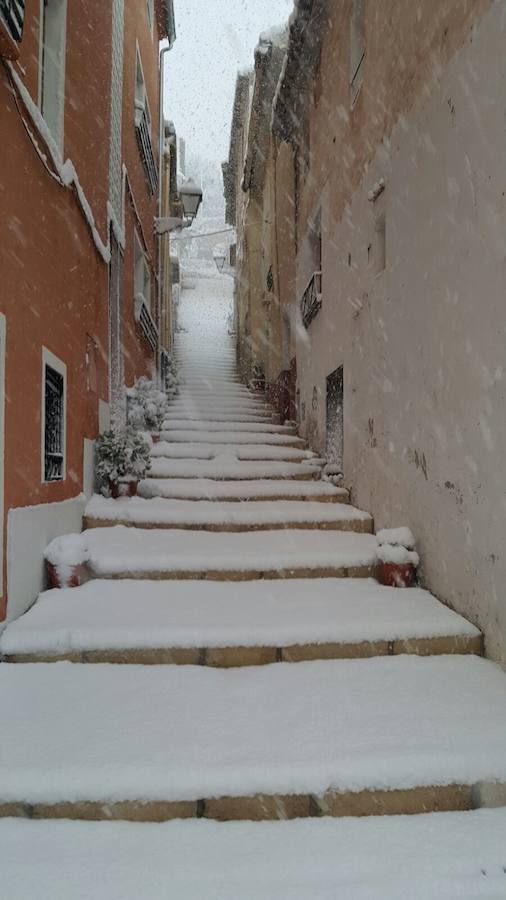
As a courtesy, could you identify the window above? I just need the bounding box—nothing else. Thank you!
[42,349,66,482]
[146,0,154,35]
[135,49,150,134]
[39,0,67,149]
[350,0,365,106]
[0,0,25,42]
[134,231,151,309]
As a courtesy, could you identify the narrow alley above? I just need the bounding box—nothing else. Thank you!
[1,0,506,895]
[1,275,506,897]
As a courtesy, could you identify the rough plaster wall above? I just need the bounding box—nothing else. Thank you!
[296,3,506,665]
[7,495,86,621]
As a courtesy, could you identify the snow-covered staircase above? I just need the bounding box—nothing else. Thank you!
[1,281,506,862]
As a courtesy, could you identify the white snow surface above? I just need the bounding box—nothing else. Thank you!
[44,533,89,566]
[151,441,315,461]
[378,545,420,565]
[0,579,479,655]
[84,495,371,527]
[147,457,320,480]
[84,526,378,576]
[158,429,304,445]
[1,810,506,900]
[163,410,274,423]
[377,527,416,549]
[139,478,348,501]
[0,656,506,803]
[161,420,296,433]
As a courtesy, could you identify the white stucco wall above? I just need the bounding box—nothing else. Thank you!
[296,4,506,664]
[7,494,86,621]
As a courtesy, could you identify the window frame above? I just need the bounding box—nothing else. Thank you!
[134,229,151,311]
[146,0,154,37]
[41,347,67,484]
[135,45,151,136]
[38,0,67,152]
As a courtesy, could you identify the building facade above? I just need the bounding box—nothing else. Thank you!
[0,0,176,622]
[230,0,506,665]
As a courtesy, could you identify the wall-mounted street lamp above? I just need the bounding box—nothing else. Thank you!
[213,250,227,272]
[155,178,203,235]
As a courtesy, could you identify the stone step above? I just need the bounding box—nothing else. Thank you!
[0,578,482,665]
[0,657,505,820]
[158,430,306,447]
[161,421,297,434]
[1,809,505,898]
[150,441,316,462]
[147,458,322,481]
[84,526,378,580]
[162,412,280,424]
[139,478,349,503]
[83,496,373,533]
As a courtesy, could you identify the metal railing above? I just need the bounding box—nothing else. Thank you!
[300,271,322,327]
[134,294,158,352]
[135,106,158,196]
[0,0,24,42]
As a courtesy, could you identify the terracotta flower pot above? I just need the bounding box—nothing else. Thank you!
[47,561,85,590]
[378,561,416,588]
[108,479,138,498]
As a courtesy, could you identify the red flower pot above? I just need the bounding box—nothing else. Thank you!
[108,479,138,498]
[378,561,416,588]
[47,561,85,590]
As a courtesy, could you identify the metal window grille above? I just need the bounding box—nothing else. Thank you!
[0,0,25,42]
[44,365,64,481]
[135,106,158,195]
[300,271,322,328]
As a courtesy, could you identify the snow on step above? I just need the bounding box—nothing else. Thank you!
[162,411,275,423]
[1,657,506,807]
[161,420,296,434]
[84,496,372,531]
[0,579,480,657]
[84,526,377,578]
[147,458,321,481]
[2,811,506,900]
[159,430,305,446]
[140,478,348,502]
[151,442,315,461]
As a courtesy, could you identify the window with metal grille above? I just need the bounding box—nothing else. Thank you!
[44,365,64,481]
[0,0,25,42]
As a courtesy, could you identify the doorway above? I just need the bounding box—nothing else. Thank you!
[326,366,344,472]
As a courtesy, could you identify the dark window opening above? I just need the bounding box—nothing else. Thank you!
[326,366,344,472]
[44,364,64,481]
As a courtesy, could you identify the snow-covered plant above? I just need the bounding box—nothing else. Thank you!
[126,376,170,431]
[376,527,419,566]
[44,533,89,568]
[126,369,180,430]
[95,428,151,485]
[161,353,180,399]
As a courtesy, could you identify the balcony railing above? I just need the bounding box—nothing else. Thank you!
[135,104,158,196]
[134,294,158,352]
[300,271,322,327]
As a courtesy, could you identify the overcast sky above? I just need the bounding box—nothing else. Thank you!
[165,0,293,165]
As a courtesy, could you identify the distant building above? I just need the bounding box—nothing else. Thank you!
[0,0,176,621]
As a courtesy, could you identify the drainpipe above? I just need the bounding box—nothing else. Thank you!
[157,44,171,385]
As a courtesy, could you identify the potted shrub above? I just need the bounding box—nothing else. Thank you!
[96,428,151,498]
[44,534,89,589]
[376,527,419,588]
